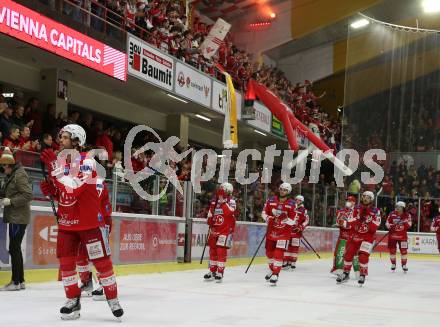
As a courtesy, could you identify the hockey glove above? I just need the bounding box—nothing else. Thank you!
[40,149,61,176]
[40,180,56,197]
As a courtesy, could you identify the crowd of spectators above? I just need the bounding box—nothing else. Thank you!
[37,0,341,150]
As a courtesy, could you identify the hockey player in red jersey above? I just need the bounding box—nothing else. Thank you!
[203,182,236,283]
[336,191,381,285]
[39,124,123,320]
[283,195,309,269]
[430,210,440,254]
[330,195,356,274]
[76,181,113,299]
[386,201,411,272]
[262,183,296,285]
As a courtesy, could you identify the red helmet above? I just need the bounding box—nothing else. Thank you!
[346,195,356,203]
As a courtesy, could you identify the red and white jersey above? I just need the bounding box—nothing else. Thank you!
[336,207,354,240]
[430,216,440,235]
[52,153,103,231]
[386,210,411,241]
[291,204,309,236]
[346,204,381,243]
[207,197,236,237]
[262,196,296,241]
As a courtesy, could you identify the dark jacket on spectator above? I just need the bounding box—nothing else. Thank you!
[0,115,12,139]
[2,164,32,225]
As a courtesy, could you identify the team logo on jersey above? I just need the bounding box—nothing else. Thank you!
[358,223,369,233]
[214,215,224,225]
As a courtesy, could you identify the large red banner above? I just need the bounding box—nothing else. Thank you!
[119,220,177,263]
[0,0,127,81]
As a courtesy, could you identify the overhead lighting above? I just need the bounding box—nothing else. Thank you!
[195,114,211,122]
[423,0,440,13]
[254,129,267,136]
[166,93,188,104]
[2,93,14,98]
[350,18,370,29]
[270,12,276,19]
[217,154,225,158]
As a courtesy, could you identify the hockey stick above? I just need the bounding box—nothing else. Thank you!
[40,160,62,281]
[40,162,59,222]
[200,195,221,264]
[372,232,389,251]
[300,239,311,251]
[302,235,321,259]
[245,234,266,273]
[200,226,211,264]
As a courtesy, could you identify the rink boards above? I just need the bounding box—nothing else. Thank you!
[0,206,438,270]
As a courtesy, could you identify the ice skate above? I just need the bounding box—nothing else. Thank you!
[214,272,223,283]
[20,282,25,290]
[92,286,106,301]
[336,272,349,284]
[107,298,124,320]
[358,275,366,286]
[282,262,290,270]
[291,262,296,270]
[269,274,278,286]
[402,265,408,273]
[265,272,273,281]
[60,297,81,320]
[391,264,396,271]
[203,271,216,281]
[79,273,93,297]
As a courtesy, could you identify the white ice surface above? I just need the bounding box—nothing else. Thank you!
[2,257,440,327]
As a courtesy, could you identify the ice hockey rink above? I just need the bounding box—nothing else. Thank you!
[1,256,439,327]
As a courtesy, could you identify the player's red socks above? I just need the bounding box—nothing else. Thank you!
[60,257,81,299]
[94,258,118,300]
[216,247,227,274]
[76,257,91,284]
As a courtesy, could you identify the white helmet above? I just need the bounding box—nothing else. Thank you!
[60,124,86,146]
[295,195,304,202]
[396,201,406,209]
[279,182,292,193]
[362,191,375,201]
[220,182,233,195]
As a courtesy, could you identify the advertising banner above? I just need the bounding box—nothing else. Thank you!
[229,224,248,257]
[408,234,438,254]
[212,80,242,119]
[247,101,271,133]
[175,62,212,107]
[302,228,334,253]
[32,215,58,265]
[127,35,174,91]
[247,224,266,257]
[191,221,209,259]
[119,220,177,263]
[271,115,284,137]
[0,0,127,81]
[192,221,249,259]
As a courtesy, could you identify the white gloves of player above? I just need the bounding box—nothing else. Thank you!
[1,198,11,207]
